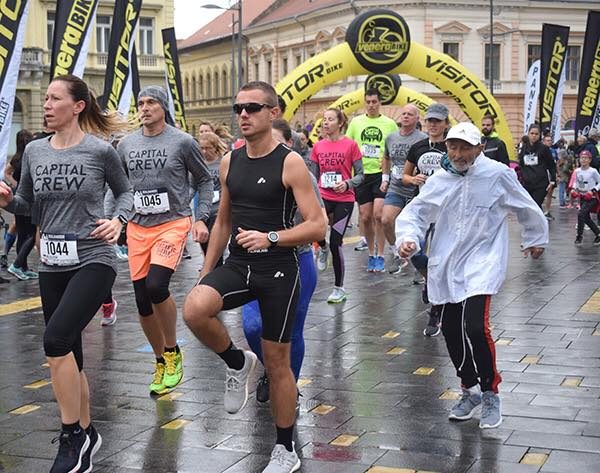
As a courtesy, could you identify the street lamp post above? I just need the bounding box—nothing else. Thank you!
[202,2,244,134]
[489,0,494,96]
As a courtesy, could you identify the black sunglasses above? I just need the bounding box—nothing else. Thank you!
[232,102,273,114]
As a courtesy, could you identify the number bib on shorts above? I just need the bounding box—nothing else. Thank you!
[524,153,539,166]
[320,172,342,188]
[361,144,380,158]
[41,234,79,266]
[134,188,170,215]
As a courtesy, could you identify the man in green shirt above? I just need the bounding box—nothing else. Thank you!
[346,89,398,272]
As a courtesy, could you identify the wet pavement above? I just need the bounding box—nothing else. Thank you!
[0,206,599,473]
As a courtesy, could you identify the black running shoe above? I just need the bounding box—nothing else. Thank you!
[0,255,7,269]
[50,430,89,473]
[256,373,269,403]
[80,425,102,473]
[423,309,441,337]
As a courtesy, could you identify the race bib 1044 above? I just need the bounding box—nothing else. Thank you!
[134,188,170,215]
[40,234,79,266]
[320,172,343,188]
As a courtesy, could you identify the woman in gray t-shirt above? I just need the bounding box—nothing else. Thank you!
[0,74,133,472]
[197,131,228,267]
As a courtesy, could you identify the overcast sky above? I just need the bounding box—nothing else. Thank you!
[174,0,232,39]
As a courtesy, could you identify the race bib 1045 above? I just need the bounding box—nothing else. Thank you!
[134,188,170,215]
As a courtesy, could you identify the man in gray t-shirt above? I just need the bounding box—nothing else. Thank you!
[380,104,427,273]
[117,85,213,396]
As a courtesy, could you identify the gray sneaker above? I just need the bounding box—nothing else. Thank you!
[262,443,300,473]
[354,239,368,251]
[388,255,408,274]
[479,391,502,429]
[224,350,257,414]
[449,387,482,420]
[317,245,329,271]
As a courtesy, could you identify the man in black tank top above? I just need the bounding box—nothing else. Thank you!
[183,81,326,473]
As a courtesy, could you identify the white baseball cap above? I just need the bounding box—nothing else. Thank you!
[445,122,482,146]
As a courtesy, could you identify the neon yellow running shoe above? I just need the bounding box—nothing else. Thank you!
[149,361,166,394]
[163,351,183,389]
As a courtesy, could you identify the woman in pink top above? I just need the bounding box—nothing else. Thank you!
[310,108,364,303]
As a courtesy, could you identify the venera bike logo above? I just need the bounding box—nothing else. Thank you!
[346,10,411,73]
[365,74,402,105]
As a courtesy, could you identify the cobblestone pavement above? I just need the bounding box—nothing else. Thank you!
[0,207,599,472]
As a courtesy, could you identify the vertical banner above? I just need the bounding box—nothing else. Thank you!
[539,23,569,140]
[50,0,99,79]
[0,1,30,173]
[162,27,187,131]
[576,10,600,137]
[523,60,540,135]
[101,0,143,116]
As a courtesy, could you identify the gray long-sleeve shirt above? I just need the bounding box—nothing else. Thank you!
[5,134,133,272]
[117,125,213,227]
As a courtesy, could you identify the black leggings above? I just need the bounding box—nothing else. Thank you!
[525,185,547,209]
[439,294,502,393]
[577,198,600,237]
[14,214,36,271]
[133,264,174,316]
[324,200,354,287]
[39,264,116,371]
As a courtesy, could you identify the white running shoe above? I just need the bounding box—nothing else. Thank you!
[262,443,300,473]
[224,350,257,414]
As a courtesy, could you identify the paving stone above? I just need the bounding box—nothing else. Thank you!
[540,450,600,473]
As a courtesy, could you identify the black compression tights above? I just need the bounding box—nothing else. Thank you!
[324,200,354,287]
[40,264,116,370]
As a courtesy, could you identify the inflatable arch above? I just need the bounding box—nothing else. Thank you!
[276,9,514,159]
[308,73,458,143]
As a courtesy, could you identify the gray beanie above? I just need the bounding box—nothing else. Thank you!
[138,85,174,125]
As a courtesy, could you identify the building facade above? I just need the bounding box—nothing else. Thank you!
[179,0,596,144]
[12,0,174,154]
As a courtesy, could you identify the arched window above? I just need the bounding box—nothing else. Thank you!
[198,74,204,100]
[191,74,197,101]
[206,73,212,103]
[214,70,219,98]
[184,76,190,100]
[222,67,228,98]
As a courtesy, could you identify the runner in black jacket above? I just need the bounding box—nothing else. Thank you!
[518,124,556,208]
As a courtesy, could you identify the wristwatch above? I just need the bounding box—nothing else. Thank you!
[267,231,279,247]
[117,215,128,225]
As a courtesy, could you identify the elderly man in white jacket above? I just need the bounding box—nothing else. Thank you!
[396,122,548,429]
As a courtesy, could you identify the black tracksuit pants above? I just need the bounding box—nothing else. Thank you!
[438,294,502,393]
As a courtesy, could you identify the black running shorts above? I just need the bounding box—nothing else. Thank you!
[199,257,300,343]
[355,172,386,205]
